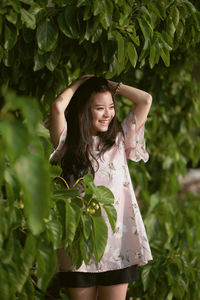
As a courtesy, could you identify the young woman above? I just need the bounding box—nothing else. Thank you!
[48,75,153,300]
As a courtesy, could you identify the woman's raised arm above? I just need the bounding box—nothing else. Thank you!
[50,75,93,149]
[108,80,152,131]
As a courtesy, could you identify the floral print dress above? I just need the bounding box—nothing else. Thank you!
[47,110,153,273]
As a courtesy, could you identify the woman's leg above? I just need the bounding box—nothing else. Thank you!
[97,283,128,300]
[68,287,97,300]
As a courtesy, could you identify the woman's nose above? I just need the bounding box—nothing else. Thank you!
[103,109,110,117]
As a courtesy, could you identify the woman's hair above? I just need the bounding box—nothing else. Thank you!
[61,76,119,186]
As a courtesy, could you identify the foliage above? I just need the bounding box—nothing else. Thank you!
[53,172,117,267]
[0,0,200,299]
[0,0,200,106]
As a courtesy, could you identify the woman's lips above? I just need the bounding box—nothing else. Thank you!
[99,120,110,125]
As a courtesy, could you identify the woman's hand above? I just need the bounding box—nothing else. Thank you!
[69,74,94,91]
[107,80,119,95]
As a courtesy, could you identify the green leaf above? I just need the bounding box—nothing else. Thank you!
[157,32,172,51]
[149,43,156,69]
[166,19,176,38]
[149,1,166,20]
[0,265,10,300]
[23,279,34,300]
[6,10,18,25]
[20,8,36,30]
[5,93,42,132]
[81,214,92,240]
[37,20,58,52]
[93,185,115,204]
[91,27,102,43]
[92,216,108,261]
[3,233,15,265]
[83,172,95,194]
[160,47,170,67]
[161,31,173,48]
[100,39,116,63]
[33,52,48,71]
[106,53,118,78]
[80,234,93,264]
[65,201,82,243]
[17,234,37,292]
[77,0,89,7]
[127,42,138,68]
[10,0,21,13]
[128,32,140,46]
[4,168,19,203]
[137,17,153,42]
[0,120,30,161]
[182,1,196,16]
[4,24,17,50]
[93,0,102,16]
[50,165,62,178]
[30,4,46,23]
[103,204,117,231]
[139,6,151,20]
[14,154,50,235]
[46,218,62,249]
[100,0,113,30]
[53,68,68,95]
[57,13,69,38]
[53,189,79,200]
[114,30,124,75]
[141,264,156,292]
[69,242,83,269]
[170,6,180,28]
[176,21,184,41]
[82,4,92,21]
[58,6,79,39]
[3,50,15,66]
[64,6,79,38]
[36,242,57,291]
[46,45,61,71]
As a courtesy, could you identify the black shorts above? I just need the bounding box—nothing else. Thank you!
[57,265,139,288]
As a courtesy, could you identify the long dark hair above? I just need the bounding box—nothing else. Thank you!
[61,76,119,185]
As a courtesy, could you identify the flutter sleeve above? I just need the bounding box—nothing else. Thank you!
[121,110,149,163]
[43,117,67,163]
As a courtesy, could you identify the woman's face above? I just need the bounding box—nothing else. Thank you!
[90,91,115,135]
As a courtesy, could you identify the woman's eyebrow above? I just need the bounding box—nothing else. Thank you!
[94,103,114,107]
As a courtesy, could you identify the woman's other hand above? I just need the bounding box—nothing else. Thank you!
[70,74,94,90]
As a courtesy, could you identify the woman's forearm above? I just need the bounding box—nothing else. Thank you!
[108,80,152,106]
[52,75,94,113]
[52,81,81,113]
[118,83,152,105]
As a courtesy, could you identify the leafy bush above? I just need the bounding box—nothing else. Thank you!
[1,0,200,299]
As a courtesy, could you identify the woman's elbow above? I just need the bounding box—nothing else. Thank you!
[143,93,152,108]
[51,100,63,115]
[146,93,152,105]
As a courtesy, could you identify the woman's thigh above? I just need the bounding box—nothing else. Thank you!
[97,283,128,300]
[68,286,97,300]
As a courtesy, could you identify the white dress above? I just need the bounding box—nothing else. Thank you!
[46,110,153,273]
